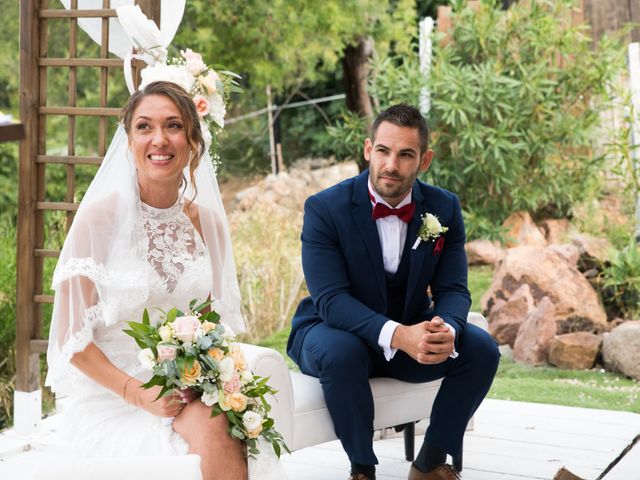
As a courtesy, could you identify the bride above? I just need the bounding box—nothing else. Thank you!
[44,78,282,479]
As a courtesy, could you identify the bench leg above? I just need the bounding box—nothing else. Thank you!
[402,422,415,461]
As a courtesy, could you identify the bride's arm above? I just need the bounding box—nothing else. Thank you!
[70,344,184,417]
[55,273,183,417]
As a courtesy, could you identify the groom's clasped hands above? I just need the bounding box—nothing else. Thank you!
[390,317,455,364]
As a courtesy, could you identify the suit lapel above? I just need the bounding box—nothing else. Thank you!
[351,172,387,302]
[404,181,429,315]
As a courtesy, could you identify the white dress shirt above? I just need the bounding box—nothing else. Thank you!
[368,180,458,361]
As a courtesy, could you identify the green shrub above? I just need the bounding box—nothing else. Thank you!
[331,0,626,240]
[599,241,640,319]
[428,0,624,239]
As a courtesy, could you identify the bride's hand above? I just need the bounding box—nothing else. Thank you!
[127,381,185,417]
[179,387,200,404]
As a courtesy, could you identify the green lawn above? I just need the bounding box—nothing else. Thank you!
[257,265,640,413]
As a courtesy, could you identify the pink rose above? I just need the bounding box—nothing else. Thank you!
[157,344,177,362]
[223,374,241,394]
[193,95,210,118]
[171,315,201,343]
[181,48,206,75]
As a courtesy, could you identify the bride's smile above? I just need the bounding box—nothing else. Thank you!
[130,94,190,206]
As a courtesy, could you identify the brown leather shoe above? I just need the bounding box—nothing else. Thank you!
[347,474,372,480]
[408,463,461,480]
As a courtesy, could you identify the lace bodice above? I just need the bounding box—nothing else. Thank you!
[54,198,212,393]
[137,199,209,295]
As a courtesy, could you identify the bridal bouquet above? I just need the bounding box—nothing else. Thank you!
[124,299,288,457]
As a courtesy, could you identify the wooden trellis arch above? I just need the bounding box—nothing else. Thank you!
[16,0,160,432]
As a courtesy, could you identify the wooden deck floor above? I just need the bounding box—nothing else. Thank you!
[1,399,638,479]
[280,399,640,480]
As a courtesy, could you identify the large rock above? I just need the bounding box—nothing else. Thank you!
[481,246,608,333]
[235,161,358,212]
[502,211,547,248]
[548,332,601,370]
[513,297,557,365]
[570,233,611,271]
[546,244,579,267]
[465,239,505,266]
[602,321,640,380]
[488,284,534,346]
[539,219,573,245]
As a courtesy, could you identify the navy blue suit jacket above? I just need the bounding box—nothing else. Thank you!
[287,170,471,364]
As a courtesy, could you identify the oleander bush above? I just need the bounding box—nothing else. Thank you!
[331,0,626,240]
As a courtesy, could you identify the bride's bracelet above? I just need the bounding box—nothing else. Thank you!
[123,376,135,403]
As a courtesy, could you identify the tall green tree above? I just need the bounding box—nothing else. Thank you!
[176,0,416,170]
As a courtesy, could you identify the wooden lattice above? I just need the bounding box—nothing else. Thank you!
[16,0,160,397]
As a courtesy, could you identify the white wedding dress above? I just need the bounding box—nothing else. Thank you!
[53,199,285,479]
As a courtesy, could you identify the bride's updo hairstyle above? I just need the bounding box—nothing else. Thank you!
[121,81,206,194]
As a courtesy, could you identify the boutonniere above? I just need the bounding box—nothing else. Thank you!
[412,213,449,250]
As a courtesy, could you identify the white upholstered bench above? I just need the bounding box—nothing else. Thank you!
[242,312,489,471]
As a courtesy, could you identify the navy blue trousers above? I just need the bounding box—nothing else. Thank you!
[297,322,500,466]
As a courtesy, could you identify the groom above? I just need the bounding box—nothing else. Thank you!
[287,104,499,480]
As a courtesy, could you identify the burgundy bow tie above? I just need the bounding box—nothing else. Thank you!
[370,194,416,223]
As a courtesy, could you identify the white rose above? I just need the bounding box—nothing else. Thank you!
[242,411,263,432]
[240,370,254,384]
[425,213,442,233]
[138,348,156,370]
[208,92,226,129]
[220,322,235,340]
[218,356,235,382]
[201,390,220,407]
[158,325,172,342]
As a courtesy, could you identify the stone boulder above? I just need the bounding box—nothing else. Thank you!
[465,239,505,266]
[602,321,640,380]
[513,297,557,365]
[481,246,608,334]
[546,244,579,267]
[488,284,534,346]
[570,233,611,271]
[235,162,358,212]
[502,211,547,248]
[548,332,601,370]
[539,218,573,245]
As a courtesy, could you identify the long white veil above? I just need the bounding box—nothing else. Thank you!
[46,5,245,392]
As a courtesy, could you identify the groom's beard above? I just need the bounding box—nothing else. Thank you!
[370,167,419,203]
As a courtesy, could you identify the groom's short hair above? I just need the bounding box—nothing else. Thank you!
[371,104,430,153]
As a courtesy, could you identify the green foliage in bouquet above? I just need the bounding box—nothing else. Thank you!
[124,299,289,458]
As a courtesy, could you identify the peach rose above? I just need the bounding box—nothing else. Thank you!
[207,347,225,362]
[180,359,202,385]
[247,425,263,439]
[199,71,219,96]
[230,347,246,371]
[202,321,216,334]
[193,95,210,118]
[227,392,248,412]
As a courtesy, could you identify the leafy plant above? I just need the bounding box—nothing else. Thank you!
[332,0,626,240]
[599,241,640,319]
[429,0,625,233]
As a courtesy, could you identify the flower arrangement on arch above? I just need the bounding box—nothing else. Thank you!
[124,299,289,458]
[139,48,240,161]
